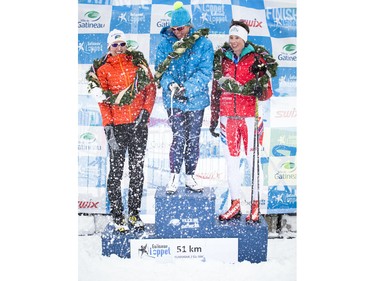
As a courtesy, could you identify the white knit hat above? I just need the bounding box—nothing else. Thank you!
[229,25,248,43]
[107,29,126,48]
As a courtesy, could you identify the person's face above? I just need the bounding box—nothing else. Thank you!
[109,41,127,56]
[229,35,245,56]
[171,25,190,40]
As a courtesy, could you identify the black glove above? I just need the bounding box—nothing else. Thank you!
[169,82,187,102]
[252,84,263,99]
[104,125,120,151]
[209,121,219,138]
[134,109,150,129]
[251,55,267,74]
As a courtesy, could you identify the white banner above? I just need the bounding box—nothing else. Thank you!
[130,238,238,263]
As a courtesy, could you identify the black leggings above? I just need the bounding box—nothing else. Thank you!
[106,123,148,223]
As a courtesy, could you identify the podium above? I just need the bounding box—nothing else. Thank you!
[102,185,268,263]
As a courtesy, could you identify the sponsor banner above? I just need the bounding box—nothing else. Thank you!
[78,0,297,215]
[267,185,296,213]
[78,4,112,34]
[231,0,264,9]
[130,238,238,263]
[78,33,107,64]
[78,64,93,95]
[78,125,107,156]
[272,66,297,97]
[265,7,297,38]
[78,187,108,214]
[192,4,232,34]
[269,127,297,157]
[270,96,297,128]
[271,37,297,68]
[110,5,152,34]
[78,95,103,126]
[264,0,296,8]
[78,155,107,188]
[267,156,296,186]
[232,5,270,37]
[113,0,152,5]
[149,4,173,34]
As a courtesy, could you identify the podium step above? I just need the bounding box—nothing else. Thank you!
[155,185,216,238]
[102,185,268,263]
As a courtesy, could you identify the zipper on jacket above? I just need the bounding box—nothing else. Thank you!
[233,63,237,116]
[119,56,131,87]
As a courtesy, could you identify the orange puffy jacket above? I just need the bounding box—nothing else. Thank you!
[96,53,156,126]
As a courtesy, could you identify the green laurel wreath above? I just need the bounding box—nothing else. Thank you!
[213,42,278,96]
[153,28,210,84]
[85,50,151,106]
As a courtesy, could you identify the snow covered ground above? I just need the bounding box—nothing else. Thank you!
[78,215,297,281]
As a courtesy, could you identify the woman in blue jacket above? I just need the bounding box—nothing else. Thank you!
[155,1,214,194]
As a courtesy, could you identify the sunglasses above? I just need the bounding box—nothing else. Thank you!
[171,26,185,32]
[111,42,126,47]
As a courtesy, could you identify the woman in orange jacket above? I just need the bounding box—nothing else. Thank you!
[94,29,156,232]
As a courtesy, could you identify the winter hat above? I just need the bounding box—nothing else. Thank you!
[229,24,249,43]
[170,1,191,27]
[107,29,126,48]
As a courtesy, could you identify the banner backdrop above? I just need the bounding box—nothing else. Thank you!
[78,0,297,216]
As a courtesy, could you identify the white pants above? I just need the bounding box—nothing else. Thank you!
[220,116,264,201]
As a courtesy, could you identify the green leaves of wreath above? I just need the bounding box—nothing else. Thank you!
[153,28,210,84]
[85,50,151,106]
[213,42,278,96]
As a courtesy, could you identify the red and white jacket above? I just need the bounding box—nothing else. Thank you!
[210,45,273,127]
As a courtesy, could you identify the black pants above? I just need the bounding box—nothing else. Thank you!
[106,123,148,224]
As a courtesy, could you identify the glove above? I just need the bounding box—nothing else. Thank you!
[252,84,263,99]
[209,121,219,138]
[251,55,267,74]
[251,62,267,74]
[169,82,187,102]
[104,125,120,151]
[134,109,150,129]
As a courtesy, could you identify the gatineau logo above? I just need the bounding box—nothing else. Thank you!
[278,44,297,61]
[83,11,101,22]
[79,132,96,143]
[78,10,105,29]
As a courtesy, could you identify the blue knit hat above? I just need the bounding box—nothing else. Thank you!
[170,1,191,27]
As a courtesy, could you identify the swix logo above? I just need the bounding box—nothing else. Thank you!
[240,19,263,28]
[275,107,297,118]
[78,201,99,209]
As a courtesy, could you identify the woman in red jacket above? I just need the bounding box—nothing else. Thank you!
[95,29,156,232]
[210,21,275,223]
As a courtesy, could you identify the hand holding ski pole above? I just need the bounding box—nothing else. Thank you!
[169,82,187,102]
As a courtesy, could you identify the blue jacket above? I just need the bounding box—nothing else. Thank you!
[155,26,214,111]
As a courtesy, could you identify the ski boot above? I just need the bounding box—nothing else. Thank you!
[185,175,203,192]
[166,173,179,194]
[113,217,130,233]
[128,213,145,230]
[219,199,242,221]
[246,200,260,223]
